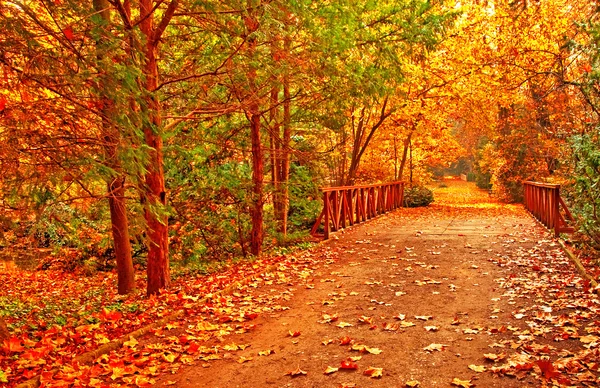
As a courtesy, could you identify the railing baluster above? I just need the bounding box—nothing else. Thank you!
[311,181,405,239]
[523,181,575,237]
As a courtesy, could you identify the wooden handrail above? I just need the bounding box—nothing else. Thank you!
[311,181,404,239]
[523,181,575,237]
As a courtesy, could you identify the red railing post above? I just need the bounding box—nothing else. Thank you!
[323,191,330,239]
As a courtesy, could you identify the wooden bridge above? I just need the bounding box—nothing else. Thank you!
[311,180,575,239]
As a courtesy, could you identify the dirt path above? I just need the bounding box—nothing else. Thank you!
[150,181,599,388]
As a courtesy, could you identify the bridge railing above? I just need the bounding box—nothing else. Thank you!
[523,181,575,237]
[310,181,404,239]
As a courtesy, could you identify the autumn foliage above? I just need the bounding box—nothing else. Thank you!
[1,0,600,384]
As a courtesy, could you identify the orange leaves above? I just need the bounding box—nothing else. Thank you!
[99,308,122,323]
[3,336,24,353]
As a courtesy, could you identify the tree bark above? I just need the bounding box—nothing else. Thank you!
[94,0,135,295]
[269,85,283,228]
[0,317,9,341]
[139,0,177,295]
[279,56,291,235]
[398,131,413,181]
[250,105,264,256]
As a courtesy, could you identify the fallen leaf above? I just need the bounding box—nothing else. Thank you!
[324,366,339,375]
[258,349,274,356]
[123,336,138,348]
[536,359,560,380]
[340,336,352,345]
[340,359,359,370]
[285,366,307,377]
[423,343,447,352]
[415,315,432,321]
[237,356,252,363]
[468,364,485,372]
[3,337,24,353]
[289,330,301,337]
[337,322,353,328]
[424,326,438,332]
[406,380,420,387]
[483,353,506,362]
[451,377,473,387]
[363,366,383,378]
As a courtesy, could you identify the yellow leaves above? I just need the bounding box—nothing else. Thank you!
[468,364,486,372]
[336,322,353,328]
[324,366,339,374]
[483,353,507,362]
[237,356,253,363]
[161,353,177,363]
[406,381,420,387]
[363,366,383,378]
[423,343,447,352]
[123,336,138,349]
[196,321,219,331]
[451,378,474,387]
[350,344,382,355]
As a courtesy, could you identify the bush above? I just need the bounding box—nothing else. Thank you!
[403,186,434,207]
[570,133,600,248]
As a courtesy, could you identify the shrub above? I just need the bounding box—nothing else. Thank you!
[570,133,600,248]
[403,186,434,207]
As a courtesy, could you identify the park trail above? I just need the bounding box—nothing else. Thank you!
[152,180,599,388]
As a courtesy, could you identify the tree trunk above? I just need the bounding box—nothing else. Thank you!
[398,131,413,181]
[140,0,176,295]
[279,57,291,236]
[250,106,264,256]
[94,0,135,295]
[108,178,135,294]
[0,317,9,341]
[270,85,283,228]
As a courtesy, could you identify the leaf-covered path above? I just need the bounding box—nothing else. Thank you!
[151,182,600,387]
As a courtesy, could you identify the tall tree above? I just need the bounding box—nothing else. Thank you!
[137,0,178,294]
[93,0,135,294]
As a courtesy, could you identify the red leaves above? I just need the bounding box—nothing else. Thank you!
[536,360,560,380]
[340,359,359,370]
[0,95,6,111]
[244,312,258,320]
[63,26,75,41]
[339,336,352,345]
